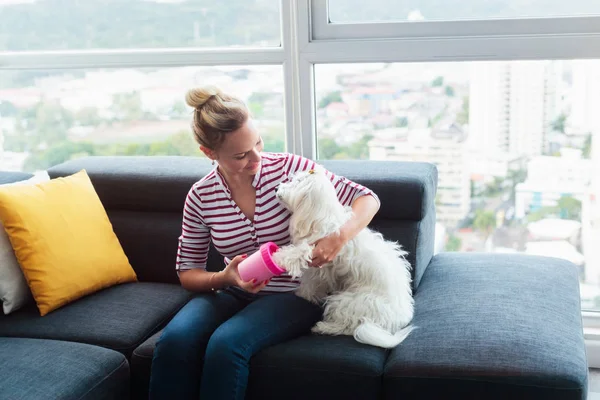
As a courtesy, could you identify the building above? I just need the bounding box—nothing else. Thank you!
[571,60,600,134]
[469,61,558,158]
[369,124,470,228]
[515,152,592,219]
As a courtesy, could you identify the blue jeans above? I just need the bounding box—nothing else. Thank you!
[148,288,323,400]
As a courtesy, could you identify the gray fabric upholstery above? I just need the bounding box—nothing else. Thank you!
[0,171,33,185]
[131,329,163,400]
[383,252,588,400]
[106,210,225,284]
[131,329,387,400]
[0,337,129,400]
[46,156,437,221]
[247,335,387,400]
[0,282,191,357]
[47,156,437,287]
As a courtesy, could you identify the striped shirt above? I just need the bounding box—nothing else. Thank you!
[176,152,379,294]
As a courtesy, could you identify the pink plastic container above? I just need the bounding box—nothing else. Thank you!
[238,242,285,283]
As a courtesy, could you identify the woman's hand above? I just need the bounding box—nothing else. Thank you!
[223,255,270,293]
[310,232,347,267]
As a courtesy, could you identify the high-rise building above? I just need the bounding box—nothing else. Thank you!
[469,60,558,158]
[369,124,470,228]
[571,60,600,134]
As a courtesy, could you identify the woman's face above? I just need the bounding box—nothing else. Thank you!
[212,120,263,177]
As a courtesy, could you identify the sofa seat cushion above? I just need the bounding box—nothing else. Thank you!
[0,337,129,400]
[0,282,191,357]
[131,331,386,400]
[247,335,387,400]
[130,328,163,400]
[384,252,588,400]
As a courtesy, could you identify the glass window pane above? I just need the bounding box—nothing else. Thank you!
[327,0,600,23]
[0,65,285,170]
[0,0,280,51]
[315,60,600,310]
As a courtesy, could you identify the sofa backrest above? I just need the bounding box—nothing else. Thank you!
[47,156,437,289]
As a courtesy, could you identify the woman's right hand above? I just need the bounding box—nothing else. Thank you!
[223,255,270,294]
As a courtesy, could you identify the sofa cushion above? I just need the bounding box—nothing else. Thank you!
[131,331,386,400]
[0,171,33,185]
[383,252,588,400]
[131,328,163,400]
[0,282,191,357]
[0,337,129,400]
[0,174,49,315]
[247,335,387,400]
[47,156,437,222]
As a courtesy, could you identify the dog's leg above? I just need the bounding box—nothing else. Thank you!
[296,269,329,305]
[272,241,313,278]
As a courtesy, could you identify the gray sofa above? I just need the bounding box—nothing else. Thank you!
[0,156,588,399]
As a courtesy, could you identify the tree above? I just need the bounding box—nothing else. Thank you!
[395,117,408,128]
[248,102,264,118]
[551,112,568,133]
[445,86,455,97]
[75,107,102,127]
[318,137,342,160]
[507,168,527,199]
[171,101,188,118]
[473,209,496,240]
[111,91,143,122]
[346,134,373,159]
[445,234,462,252]
[0,101,17,117]
[583,133,592,159]
[431,76,444,87]
[527,206,560,223]
[318,91,342,109]
[456,96,469,126]
[558,195,582,221]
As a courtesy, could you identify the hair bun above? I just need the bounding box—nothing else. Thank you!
[185,86,221,109]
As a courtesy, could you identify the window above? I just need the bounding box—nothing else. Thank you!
[327,0,600,23]
[315,59,600,311]
[0,0,281,51]
[0,66,285,171]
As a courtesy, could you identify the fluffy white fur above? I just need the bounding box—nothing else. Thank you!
[272,166,415,349]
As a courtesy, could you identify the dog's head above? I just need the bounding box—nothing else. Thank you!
[276,165,342,240]
[276,165,337,213]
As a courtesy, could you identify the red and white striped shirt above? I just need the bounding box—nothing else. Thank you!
[176,152,378,294]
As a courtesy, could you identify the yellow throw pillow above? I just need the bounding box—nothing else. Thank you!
[0,169,137,316]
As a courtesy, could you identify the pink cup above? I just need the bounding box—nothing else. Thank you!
[238,242,285,283]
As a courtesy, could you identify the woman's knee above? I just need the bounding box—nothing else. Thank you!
[204,327,247,363]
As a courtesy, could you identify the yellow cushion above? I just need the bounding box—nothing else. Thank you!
[0,169,137,316]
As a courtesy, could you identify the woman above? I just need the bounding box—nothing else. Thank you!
[148,86,380,400]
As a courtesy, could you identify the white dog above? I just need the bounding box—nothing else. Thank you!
[272,166,415,349]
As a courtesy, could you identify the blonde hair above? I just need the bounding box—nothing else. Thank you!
[185,85,249,150]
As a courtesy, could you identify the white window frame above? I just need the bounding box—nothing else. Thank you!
[1,0,600,367]
[312,0,600,40]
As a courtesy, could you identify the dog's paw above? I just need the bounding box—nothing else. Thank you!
[311,321,345,336]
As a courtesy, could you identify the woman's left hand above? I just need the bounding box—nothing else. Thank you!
[310,232,347,267]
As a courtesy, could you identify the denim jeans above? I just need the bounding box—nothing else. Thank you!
[148,288,323,400]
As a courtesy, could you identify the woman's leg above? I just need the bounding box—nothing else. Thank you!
[149,290,248,400]
[199,292,323,400]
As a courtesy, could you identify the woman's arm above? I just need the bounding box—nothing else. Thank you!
[310,194,380,267]
[180,256,271,293]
